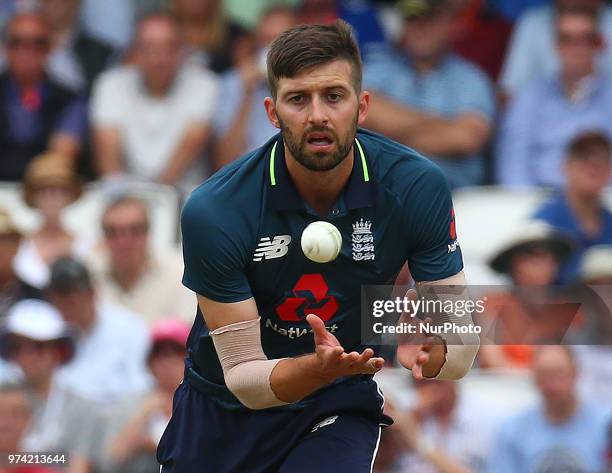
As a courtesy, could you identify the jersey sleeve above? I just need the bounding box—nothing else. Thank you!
[180,192,253,303]
[404,163,463,282]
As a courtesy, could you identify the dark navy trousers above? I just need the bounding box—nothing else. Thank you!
[157,376,389,473]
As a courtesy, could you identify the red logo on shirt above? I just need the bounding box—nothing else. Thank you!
[276,274,339,322]
[450,209,457,240]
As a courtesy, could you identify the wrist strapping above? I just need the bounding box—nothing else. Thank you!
[210,317,289,410]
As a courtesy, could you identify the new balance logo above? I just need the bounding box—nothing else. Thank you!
[253,235,292,261]
[311,415,338,432]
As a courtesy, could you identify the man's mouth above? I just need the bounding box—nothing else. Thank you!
[306,132,334,147]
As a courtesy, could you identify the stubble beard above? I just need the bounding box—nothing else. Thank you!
[277,111,359,172]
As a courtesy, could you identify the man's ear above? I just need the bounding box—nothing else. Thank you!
[357,90,370,126]
[264,97,281,129]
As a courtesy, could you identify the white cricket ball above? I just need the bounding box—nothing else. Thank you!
[301,221,342,263]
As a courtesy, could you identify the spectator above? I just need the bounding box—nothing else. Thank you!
[12,153,90,290]
[102,319,189,473]
[387,379,495,473]
[372,426,410,473]
[0,299,97,464]
[497,8,612,188]
[213,6,296,167]
[39,0,115,93]
[0,208,42,321]
[451,0,513,82]
[500,0,612,96]
[363,0,494,188]
[533,131,612,283]
[48,257,151,403]
[572,245,612,410]
[296,0,389,59]
[0,382,62,473]
[171,0,251,74]
[480,221,574,369]
[0,12,86,181]
[90,13,219,192]
[486,346,609,473]
[88,194,195,325]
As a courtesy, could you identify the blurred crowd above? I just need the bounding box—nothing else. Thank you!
[0,0,611,472]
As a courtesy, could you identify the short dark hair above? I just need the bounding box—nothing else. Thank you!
[48,257,93,293]
[266,20,362,99]
[567,131,611,161]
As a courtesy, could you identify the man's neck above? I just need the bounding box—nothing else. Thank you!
[112,258,148,291]
[411,52,444,75]
[38,220,68,236]
[77,308,97,335]
[143,76,173,98]
[30,374,54,399]
[566,187,602,236]
[50,23,76,49]
[545,395,578,424]
[285,147,354,217]
[11,72,43,91]
[562,69,594,99]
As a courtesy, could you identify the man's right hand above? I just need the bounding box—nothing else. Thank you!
[305,314,384,382]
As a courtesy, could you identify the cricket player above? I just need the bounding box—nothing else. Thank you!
[157,20,479,473]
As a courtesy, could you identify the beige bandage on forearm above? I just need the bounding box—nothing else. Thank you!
[416,271,480,380]
[210,318,289,410]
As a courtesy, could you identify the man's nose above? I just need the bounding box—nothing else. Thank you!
[307,96,329,125]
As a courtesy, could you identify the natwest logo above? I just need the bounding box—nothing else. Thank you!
[276,274,338,322]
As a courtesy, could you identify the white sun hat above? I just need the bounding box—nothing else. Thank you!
[4,299,69,341]
[580,245,612,282]
[488,220,575,274]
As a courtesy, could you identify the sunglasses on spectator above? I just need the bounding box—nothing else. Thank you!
[557,31,599,46]
[103,222,149,239]
[6,35,49,51]
[9,339,55,355]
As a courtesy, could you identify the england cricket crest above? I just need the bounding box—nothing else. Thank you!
[352,218,375,261]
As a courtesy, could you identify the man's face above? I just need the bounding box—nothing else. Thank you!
[134,18,182,90]
[511,246,560,286]
[102,202,149,271]
[9,336,62,384]
[533,346,576,405]
[566,152,612,196]
[173,0,217,17]
[556,14,601,76]
[40,0,80,29]
[256,11,297,49]
[0,389,31,452]
[0,235,20,279]
[50,289,93,327]
[32,186,73,220]
[265,60,369,171]
[401,13,452,63]
[149,341,186,391]
[5,16,50,82]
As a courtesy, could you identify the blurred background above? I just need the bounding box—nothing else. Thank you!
[0,0,611,472]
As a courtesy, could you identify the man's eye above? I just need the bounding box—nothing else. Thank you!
[328,93,342,102]
[290,95,304,104]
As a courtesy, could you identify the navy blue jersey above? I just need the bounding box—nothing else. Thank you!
[181,128,463,408]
